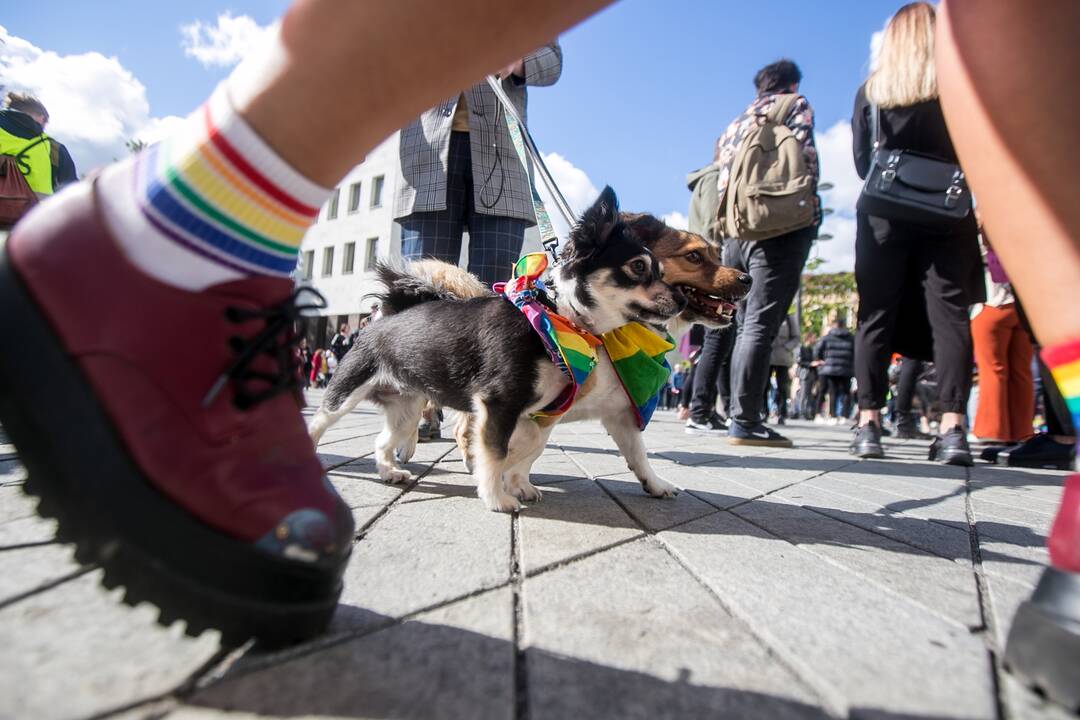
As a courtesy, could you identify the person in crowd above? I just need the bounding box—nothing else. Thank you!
[685,328,734,434]
[330,322,352,362]
[849,2,982,463]
[795,332,819,420]
[970,236,1034,446]
[766,313,799,424]
[889,356,930,438]
[298,337,313,389]
[815,317,855,424]
[714,59,820,447]
[678,346,703,423]
[0,92,78,230]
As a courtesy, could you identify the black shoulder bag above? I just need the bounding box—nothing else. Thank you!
[856,104,972,227]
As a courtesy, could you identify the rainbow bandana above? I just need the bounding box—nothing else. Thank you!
[601,323,674,430]
[495,253,602,419]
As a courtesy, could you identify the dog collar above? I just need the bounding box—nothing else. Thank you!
[601,323,674,430]
[495,253,602,419]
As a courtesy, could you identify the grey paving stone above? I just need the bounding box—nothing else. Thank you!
[0,543,84,606]
[979,539,1048,589]
[732,495,982,629]
[518,478,642,575]
[523,539,828,720]
[773,482,973,562]
[660,511,997,718]
[0,513,57,549]
[559,443,636,478]
[184,589,514,720]
[0,458,26,486]
[0,570,220,720]
[529,451,588,485]
[326,460,406,529]
[986,573,1037,647]
[595,473,717,532]
[0,483,36,525]
[337,493,510,630]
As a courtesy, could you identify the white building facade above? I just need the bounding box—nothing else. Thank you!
[296,130,543,348]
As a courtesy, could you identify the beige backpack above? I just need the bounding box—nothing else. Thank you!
[720,94,816,241]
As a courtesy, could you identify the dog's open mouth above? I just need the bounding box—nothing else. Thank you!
[680,285,738,321]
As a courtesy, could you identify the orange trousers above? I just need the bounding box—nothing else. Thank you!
[972,303,1035,441]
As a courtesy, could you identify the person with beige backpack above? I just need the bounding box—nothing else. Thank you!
[711,58,820,448]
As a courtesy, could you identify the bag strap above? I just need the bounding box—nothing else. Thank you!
[870,103,881,150]
[7,134,50,177]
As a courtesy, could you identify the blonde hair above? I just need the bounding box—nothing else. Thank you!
[866,3,938,108]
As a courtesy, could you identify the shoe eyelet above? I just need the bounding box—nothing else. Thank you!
[228,336,244,352]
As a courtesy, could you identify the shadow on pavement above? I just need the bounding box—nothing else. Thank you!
[188,604,965,720]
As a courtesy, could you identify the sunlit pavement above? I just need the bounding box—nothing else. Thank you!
[0,390,1071,719]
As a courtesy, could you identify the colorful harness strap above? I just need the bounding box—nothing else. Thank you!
[601,323,674,430]
[495,253,602,419]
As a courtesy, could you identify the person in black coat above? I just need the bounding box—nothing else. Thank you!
[814,318,855,421]
[848,2,982,463]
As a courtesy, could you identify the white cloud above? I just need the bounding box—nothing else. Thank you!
[180,13,277,68]
[535,151,600,243]
[811,120,863,274]
[0,25,183,173]
[661,211,688,230]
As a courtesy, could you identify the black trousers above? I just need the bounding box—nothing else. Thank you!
[723,227,815,425]
[893,357,923,417]
[689,327,735,420]
[821,374,852,418]
[765,366,792,417]
[854,213,977,413]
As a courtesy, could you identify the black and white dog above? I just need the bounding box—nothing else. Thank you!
[308,187,687,512]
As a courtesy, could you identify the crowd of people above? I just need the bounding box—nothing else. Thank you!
[1,0,1077,706]
[669,3,1073,474]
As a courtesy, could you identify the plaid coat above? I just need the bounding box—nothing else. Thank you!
[394,42,562,224]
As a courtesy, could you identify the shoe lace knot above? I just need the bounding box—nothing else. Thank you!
[202,287,327,410]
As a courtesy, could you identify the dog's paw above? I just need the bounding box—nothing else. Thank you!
[480,491,522,513]
[643,476,679,498]
[461,456,473,474]
[510,480,543,503]
[379,467,413,485]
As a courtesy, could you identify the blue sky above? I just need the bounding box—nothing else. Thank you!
[2,0,901,271]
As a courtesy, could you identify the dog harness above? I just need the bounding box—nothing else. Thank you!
[495,253,602,419]
[497,253,674,429]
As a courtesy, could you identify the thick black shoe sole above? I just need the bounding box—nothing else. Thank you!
[0,240,347,648]
[1004,567,1080,712]
[939,451,974,467]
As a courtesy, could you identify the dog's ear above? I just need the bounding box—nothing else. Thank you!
[570,186,619,254]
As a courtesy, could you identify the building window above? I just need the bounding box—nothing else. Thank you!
[343,242,356,274]
[364,237,379,271]
[370,175,384,208]
[302,250,314,280]
[321,246,335,277]
[348,182,362,214]
[327,188,340,220]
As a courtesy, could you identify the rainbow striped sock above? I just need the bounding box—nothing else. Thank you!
[1042,339,1080,449]
[99,85,329,290]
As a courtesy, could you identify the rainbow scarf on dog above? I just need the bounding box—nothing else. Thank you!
[601,323,674,430]
[495,253,602,419]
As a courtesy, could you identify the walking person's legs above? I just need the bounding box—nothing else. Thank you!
[972,305,1012,442]
[1,0,614,643]
[726,227,813,447]
[686,328,729,433]
[939,1,1080,703]
[1005,307,1036,442]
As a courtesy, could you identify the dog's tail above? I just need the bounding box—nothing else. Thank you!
[372,259,491,315]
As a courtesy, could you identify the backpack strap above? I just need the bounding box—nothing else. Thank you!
[9,134,50,176]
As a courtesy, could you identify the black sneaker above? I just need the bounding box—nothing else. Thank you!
[1000,433,1076,471]
[850,422,884,459]
[728,421,793,448]
[685,412,728,435]
[928,426,973,466]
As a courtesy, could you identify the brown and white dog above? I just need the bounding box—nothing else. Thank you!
[449,212,750,502]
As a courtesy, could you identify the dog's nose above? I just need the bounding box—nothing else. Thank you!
[737,273,753,288]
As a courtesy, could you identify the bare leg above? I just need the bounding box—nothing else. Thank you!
[601,416,678,498]
[937,2,1080,346]
[234,0,612,186]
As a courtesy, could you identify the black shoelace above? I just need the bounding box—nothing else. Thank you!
[202,287,327,410]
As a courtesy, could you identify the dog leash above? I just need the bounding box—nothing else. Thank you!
[485,75,575,263]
